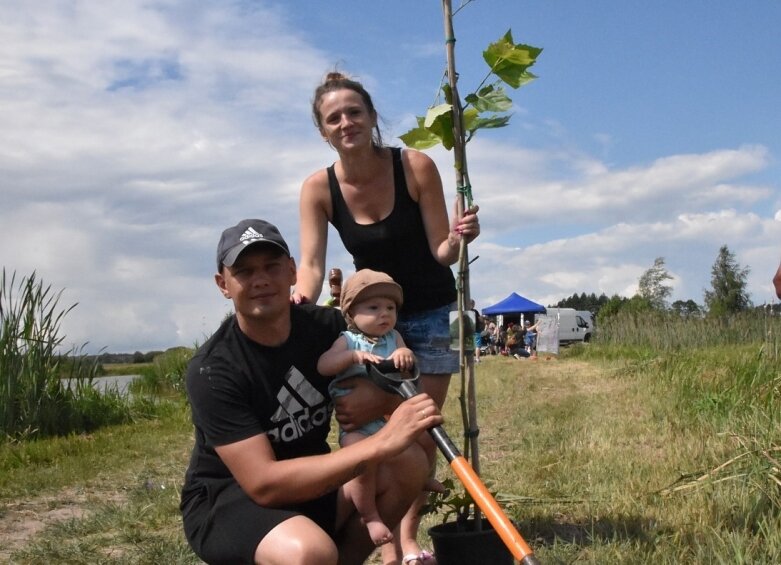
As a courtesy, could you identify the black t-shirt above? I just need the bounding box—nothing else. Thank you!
[182,305,345,495]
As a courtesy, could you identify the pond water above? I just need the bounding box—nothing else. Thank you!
[64,374,141,396]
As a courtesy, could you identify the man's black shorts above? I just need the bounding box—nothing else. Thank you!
[182,479,338,565]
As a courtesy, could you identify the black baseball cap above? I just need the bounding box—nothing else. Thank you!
[216,219,290,270]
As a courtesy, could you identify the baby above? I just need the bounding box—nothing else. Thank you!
[317,269,415,546]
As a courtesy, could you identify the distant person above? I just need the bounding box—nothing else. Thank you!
[180,219,440,565]
[487,321,499,355]
[523,319,541,359]
[478,318,492,358]
[470,300,485,363]
[495,324,507,356]
[512,323,530,360]
[317,269,415,548]
[774,260,781,299]
[504,322,518,355]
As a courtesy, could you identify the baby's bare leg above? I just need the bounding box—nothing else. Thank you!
[341,431,393,546]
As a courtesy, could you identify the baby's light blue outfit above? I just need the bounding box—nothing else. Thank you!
[329,329,397,439]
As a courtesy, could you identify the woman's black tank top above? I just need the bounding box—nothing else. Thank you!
[328,147,457,313]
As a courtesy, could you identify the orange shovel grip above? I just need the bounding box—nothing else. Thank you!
[450,456,538,563]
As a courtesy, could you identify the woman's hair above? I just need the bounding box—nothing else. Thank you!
[312,71,384,150]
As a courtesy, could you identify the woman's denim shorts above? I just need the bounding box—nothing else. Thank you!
[396,302,459,375]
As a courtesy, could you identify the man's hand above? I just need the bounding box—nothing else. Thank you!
[375,394,443,457]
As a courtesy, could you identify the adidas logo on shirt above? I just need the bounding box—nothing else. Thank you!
[267,366,330,444]
[240,227,264,246]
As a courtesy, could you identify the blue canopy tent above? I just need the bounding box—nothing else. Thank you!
[482,292,545,316]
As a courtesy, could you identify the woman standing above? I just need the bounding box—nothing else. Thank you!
[294,72,480,565]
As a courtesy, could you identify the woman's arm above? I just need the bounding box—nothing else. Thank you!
[402,149,480,267]
[215,393,442,507]
[294,170,331,304]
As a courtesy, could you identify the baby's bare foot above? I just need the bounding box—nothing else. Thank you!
[365,519,393,546]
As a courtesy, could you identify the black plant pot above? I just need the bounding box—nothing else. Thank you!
[428,519,514,565]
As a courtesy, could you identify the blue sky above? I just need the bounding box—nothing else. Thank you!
[2,0,780,353]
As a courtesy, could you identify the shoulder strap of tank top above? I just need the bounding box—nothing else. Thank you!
[327,163,348,229]
[326,164,347,209]
[326,162,339,196]
[390,147,413,205]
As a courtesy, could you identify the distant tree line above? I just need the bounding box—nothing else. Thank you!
[550,244,770,325]
[550,292,612,320]
[108,351,164,364]
[58,351,164,364]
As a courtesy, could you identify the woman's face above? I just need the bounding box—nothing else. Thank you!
[317,88,376,152]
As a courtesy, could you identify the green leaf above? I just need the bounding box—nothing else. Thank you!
[399,106,455,151]
[465,83,513,113]
[399,117,443,150]
[424,104,455,150]
[423,103,453,128]
[442,83,453,105]
[461,107,481,132]
[470,114,511,132]
[399,127,441,150]
[483,29,543,89]
[514,71,538,88]
[463,110,511,143]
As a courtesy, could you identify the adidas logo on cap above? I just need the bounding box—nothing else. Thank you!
[217,219,290,269]
[240,227,264,246]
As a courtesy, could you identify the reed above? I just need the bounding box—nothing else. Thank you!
[594,308,780,354]
[0,269,131,440]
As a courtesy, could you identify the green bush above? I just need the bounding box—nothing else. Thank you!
[131,347,193,396]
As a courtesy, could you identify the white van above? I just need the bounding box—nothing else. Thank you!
[545,308,592,344]
[576,310,594,333]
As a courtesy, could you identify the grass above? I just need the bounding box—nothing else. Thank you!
[1,317,780,563]
[416,340,780,563]
[0,398,196,563]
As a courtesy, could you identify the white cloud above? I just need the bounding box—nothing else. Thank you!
[468,208,780,312]
[458,142,771,233]
[2,1,779,353]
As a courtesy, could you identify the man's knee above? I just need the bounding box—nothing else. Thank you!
[256,538,338,565]
[255,516,338,565]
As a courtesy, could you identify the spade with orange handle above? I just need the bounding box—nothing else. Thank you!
[365,361,541,565]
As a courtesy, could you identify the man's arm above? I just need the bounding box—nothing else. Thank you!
[215,393,441,507]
